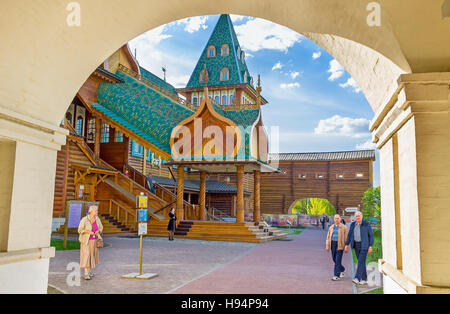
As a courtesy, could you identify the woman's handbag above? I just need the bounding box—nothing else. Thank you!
[96,238,104,248]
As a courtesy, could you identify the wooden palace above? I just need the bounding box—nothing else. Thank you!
[53,14,374,242]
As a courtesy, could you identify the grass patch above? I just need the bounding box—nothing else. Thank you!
[51,238,109,250]
[362,287,383,294]
[273,226,306,230]
[287,230,303,235]
[51,238,80,251]
[352,228,382,265]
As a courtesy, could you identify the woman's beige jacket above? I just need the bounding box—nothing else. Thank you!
[326,223,348,251]
[78,215,103,245]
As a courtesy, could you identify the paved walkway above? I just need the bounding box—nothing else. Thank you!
[172,227,354,294]
[48,227,353,294]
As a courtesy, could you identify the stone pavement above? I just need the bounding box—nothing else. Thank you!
[48,227,354,294]
[172,227,354,294]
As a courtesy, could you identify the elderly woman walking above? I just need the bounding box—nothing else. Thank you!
[78,205,103,280]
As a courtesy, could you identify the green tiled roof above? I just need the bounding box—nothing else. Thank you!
[95,68,261,159]
[97,70,193,153]
[139,66,178,97]
[186,14,253,89]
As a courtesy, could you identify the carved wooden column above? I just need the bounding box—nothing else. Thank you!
[176,166,185,222]
[142,148,147,175]
[253,170,261,222]
[236,165,244,222]
[94,116,101,160]
[199,171,206,221]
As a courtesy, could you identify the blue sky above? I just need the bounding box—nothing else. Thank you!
[129,14,379,186]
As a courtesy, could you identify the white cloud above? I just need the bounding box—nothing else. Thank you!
[280,82,300,89]
[314,115,370,138]
[166,74,191,88]
[339,77,361,93]
[290,71,300,79]
[327,59,345,81]
[176,16,208,33]
[272,61,283,71]
[356,139,377,150]
[129,25,195,89]
[234,18,302,52]
[312,51,322,59]
[230,15,247,23]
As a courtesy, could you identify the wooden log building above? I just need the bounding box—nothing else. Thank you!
[53,14,374,242]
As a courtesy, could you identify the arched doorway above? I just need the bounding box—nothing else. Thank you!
[1,1,449,294]
[289,198,336,216]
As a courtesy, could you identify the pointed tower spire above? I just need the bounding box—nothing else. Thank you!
[185,14,251,89]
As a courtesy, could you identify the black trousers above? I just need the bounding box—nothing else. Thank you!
[354,242,368,281]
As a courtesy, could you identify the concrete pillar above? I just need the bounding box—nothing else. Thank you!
[372,72,450,294]
[176,166,184,222]
[253,170,261,222]
[236,165,244,223]
[0,108,67,293]
[199,171,206,221]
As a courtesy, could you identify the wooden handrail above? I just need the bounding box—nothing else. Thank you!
[98,199,137,231]
[123,163,194,208]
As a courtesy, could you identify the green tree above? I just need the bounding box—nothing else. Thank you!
[291,198,336,215]
[361,186,381,220]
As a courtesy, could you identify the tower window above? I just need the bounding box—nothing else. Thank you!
[115,130,123,143]
[87,119,95,143]
[75,116,84,136]
[221,44,229,56]
[207,45,215,58]
[101,123,110,143]
[222,95,227,105]
[220,68,229,81]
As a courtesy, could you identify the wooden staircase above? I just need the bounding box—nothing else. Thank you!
[56,213,131,234]
[146,220,288,243]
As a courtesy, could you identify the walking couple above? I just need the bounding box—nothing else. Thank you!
[326,211,374,285]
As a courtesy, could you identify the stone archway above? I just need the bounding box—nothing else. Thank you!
[1,0,449,294]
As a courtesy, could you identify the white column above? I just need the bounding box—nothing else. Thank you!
[0,107,67,293]
[372,72,450,294]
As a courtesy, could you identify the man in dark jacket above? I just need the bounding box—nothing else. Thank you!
[344,211,374,285]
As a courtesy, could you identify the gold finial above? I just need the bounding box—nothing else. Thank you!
[256,74,262,106]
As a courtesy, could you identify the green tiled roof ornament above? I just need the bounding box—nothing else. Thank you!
[200,64,209,87]
[256,74,262,107]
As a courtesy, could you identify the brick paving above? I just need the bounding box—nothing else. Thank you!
[48,227,353,294]
[172,227,354,294]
